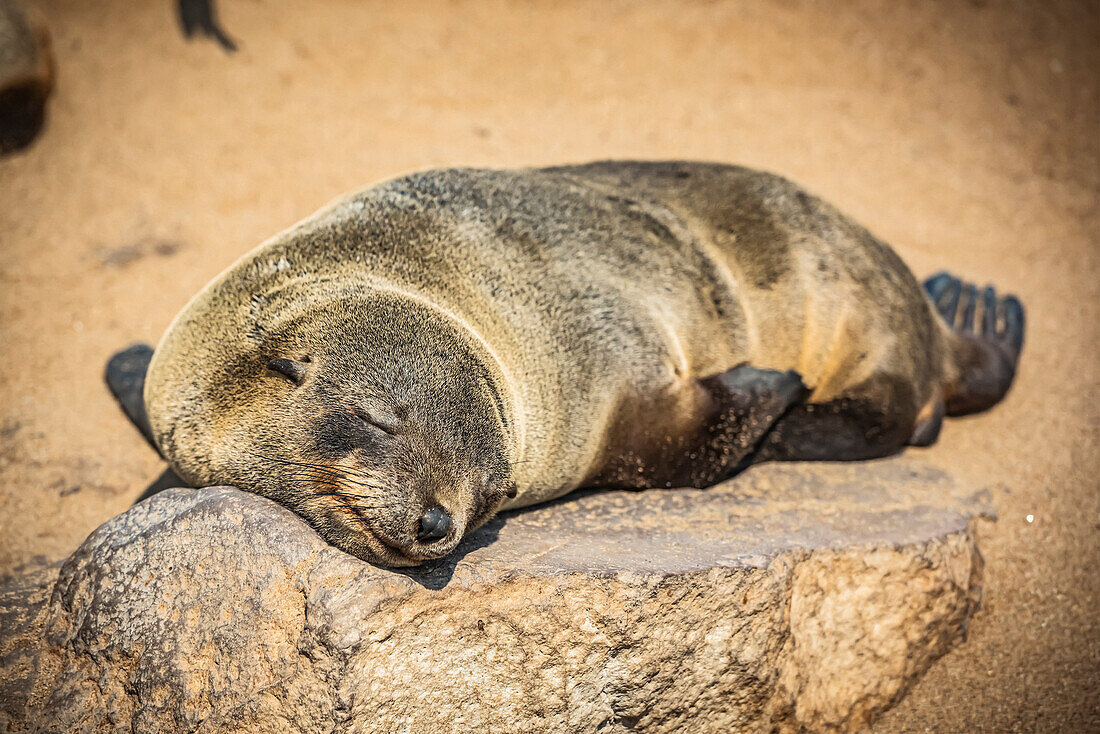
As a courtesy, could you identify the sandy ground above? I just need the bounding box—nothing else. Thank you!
[1,0,1097,729]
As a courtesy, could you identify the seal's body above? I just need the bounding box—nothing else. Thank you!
[111,162,1024,566]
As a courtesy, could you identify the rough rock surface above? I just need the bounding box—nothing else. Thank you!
[0,459,991,733]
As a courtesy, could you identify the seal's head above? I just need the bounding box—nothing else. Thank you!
[167,291,517,567]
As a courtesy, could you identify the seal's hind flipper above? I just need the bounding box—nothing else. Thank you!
[106,343,160,453]
[698,365,809,478]
[923,271,1025,415]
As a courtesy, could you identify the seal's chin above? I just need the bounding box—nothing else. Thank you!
[298,484,503,567]
[357,527,431,568]
[333,509,465,567]
[370,523,464,565]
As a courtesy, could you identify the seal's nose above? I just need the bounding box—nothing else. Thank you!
[417,507,452,542]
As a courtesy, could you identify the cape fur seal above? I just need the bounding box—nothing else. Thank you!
[107,161,1024,566]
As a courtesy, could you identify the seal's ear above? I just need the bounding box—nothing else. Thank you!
[266,357,309,385]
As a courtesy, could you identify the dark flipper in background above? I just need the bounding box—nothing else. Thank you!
[178,0,237,52]
[106,344,194,501]
[135,467,190,503]
[0,0,55,154]
[923,271,1025,416]
[105,343,159,453]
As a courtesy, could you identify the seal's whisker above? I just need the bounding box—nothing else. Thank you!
[279,465,370,485]
[248,451,341,475]
[284,470,384,498]
[303,473,386,494]
[247,450,337,472]
[293,473,387,507]
[286,472,390,504]
[310,492,384,509]
[247,451,386,489]
[331,464,387,483]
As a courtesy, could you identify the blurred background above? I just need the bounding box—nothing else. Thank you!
[0,0,1097,729]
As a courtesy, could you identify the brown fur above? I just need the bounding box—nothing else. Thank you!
[144,161,984,566]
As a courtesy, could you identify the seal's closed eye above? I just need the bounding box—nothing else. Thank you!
[351,407,399,436]
[266,357,309,385]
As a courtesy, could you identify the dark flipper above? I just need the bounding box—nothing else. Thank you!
[696,364,808,481]
[178,0,237,52]
[107,345,191,502]
[105,343,159,453]
[908,397,945,447]
[752,372,920,463]
[0,78,50,155]
[135,467,191,504]
[923,271,1025,416]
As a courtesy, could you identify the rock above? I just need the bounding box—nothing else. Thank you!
[0,459,991,733]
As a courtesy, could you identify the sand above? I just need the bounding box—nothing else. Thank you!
[0,0,1096,729]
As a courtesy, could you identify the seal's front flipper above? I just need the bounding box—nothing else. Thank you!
[106,344,159,453]
[703,365,808,424]
[697,365,808,480]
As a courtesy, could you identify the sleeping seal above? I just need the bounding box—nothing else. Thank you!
[107,162,1024,566]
